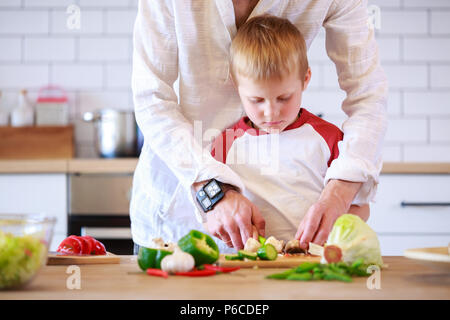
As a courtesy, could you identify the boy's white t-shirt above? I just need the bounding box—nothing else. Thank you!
[211,108,343,242]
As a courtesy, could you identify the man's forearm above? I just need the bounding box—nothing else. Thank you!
[320,179,363,211]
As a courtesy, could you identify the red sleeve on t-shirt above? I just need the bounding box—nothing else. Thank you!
[211,109,343,167]
[300,109,343,167]
[211,121,246,164]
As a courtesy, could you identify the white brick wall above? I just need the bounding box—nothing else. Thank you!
[307,0,450,162]
[0,0,449,161]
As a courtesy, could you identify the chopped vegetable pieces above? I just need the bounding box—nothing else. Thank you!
[57,237,81,255]
[56,235,106,255]
[224,254,244,261]
[324,245,342,263]
[266,260,375,283]
[258,236,266,245]
[256,244,277,261]
[238,250,257,260]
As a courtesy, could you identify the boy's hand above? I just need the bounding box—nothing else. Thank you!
[294,179,363,250]
[205,190,265,250]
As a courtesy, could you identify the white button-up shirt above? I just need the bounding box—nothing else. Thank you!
[130,0,388,249]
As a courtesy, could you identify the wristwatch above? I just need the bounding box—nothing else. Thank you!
[196,179,226,212]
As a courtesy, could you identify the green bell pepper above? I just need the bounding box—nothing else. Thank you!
[137,247,172,271]
[178,230,220,266]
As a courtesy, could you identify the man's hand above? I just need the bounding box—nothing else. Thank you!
[294,179,363,250]
[194,180,265,250]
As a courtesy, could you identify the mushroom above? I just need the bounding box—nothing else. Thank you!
[284,239,307,254]
[151,238,176,252]
[244,237,262,253]
[151,237,165,249]
[164,242,178,252]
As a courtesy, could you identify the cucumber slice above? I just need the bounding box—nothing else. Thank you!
[257,243,277,261]
[224,254,244,261]
[238,250,258,260]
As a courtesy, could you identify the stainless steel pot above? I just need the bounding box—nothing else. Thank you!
[83,109,139,158]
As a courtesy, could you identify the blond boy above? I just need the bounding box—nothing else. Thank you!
[211,15,369,245]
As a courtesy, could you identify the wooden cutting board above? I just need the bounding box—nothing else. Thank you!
[0,126,74,159]
[218,254,321,268]
[46,252,120,265]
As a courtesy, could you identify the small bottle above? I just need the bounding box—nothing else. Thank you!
[11,89,34,127]
[0,90,9,126]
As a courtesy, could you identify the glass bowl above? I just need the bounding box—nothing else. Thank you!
[0,214,56,290]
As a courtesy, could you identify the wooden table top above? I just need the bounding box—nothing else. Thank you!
[1,256,449,300]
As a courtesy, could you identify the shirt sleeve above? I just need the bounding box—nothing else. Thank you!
[322,0,388,205]
[132,0,245,223]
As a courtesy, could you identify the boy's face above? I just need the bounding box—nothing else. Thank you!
[235,68,311,134]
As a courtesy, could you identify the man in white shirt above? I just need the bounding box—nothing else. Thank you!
[130,0,388,252]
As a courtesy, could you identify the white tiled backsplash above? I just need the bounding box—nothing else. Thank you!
[0,0,449,160]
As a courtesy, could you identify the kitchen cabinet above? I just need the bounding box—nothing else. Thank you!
[369,174,450,256]
[0,174,67,251]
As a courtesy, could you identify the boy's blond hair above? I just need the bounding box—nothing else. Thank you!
[230,15,309,83]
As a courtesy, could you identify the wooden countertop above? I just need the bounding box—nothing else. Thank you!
[0,158,139,174]
[1,256,448,300]
[0,159,449,174]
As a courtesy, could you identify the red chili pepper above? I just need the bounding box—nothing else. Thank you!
[174,269,217,277]
[146,268,169,278]
[203,264,240,273]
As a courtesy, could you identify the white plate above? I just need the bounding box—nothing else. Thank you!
[404,246,450,272]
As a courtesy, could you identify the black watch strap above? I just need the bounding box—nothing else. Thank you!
[196,179,226,213]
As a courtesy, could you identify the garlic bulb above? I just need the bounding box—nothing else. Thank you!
[160,247,195,274]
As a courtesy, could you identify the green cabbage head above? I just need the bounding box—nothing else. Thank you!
[322,214,384,267]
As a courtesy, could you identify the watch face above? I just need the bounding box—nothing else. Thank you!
[201,197,212,209]
[205,180,221,198]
